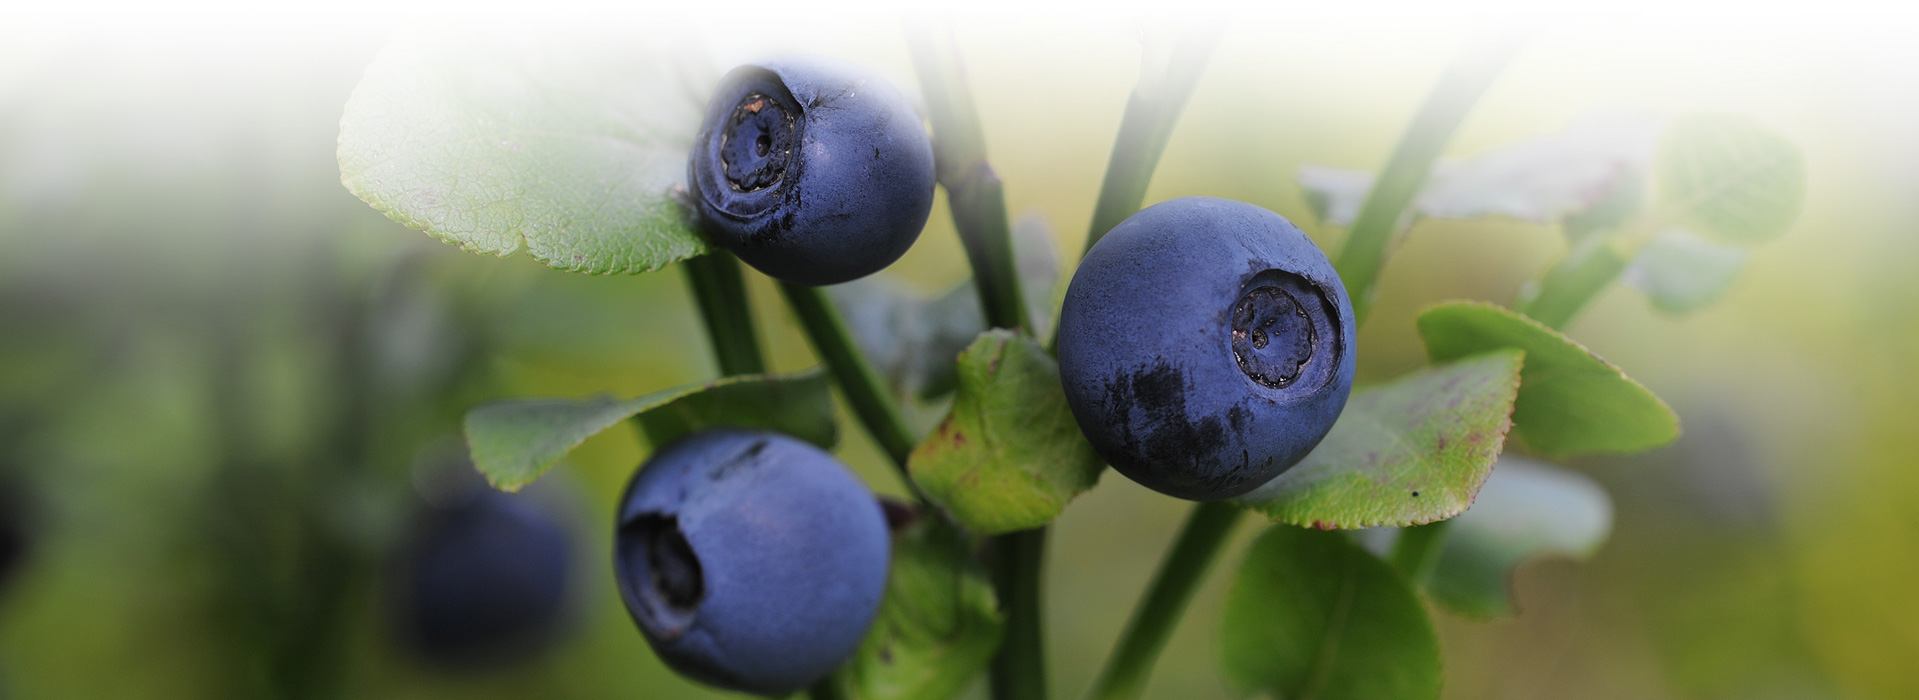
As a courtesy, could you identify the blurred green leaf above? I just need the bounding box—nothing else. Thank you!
[907,331,1102,535]
[1419,301,1678,456]
[1221,525,1442,700]
[338,32,709,274]
[830,215,1061,400]
[1654,112,1806,246]
[1427,456,1613,618]
[1235,350,1522,529]
[836,517,1003,700]
[465,368,832,491]
[1623,229,1748,315]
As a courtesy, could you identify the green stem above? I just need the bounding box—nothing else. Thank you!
[1387,519,1452,587]
[1514,234,1631,331]
[905,23,1056,700]
[777,283,923,490]
[1085,501,1245,700]
[1332,35,1523,327]
[990,527,1050,700]
[1082,27,1222,256]
[905,21,1028,332]
[682,250,767,376]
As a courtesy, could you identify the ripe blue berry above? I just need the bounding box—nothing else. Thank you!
[1056,197,1356,500]
[391,486,576,667]
[616,429,890,695]
[687,59,936,286]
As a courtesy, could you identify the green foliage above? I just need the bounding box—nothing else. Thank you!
[1427,457,1613,618]
[1654,113,1806,246]
[1419,301,1678,456]
[337,33,710,274]
[1221,526,1442,700]
[1624,230,1749,315]
[1236,350,1522,529]
[464,368,833,491]
[908,331,1103,535]
[836,518,1004,700]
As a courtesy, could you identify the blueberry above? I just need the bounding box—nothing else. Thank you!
[616,429,890,696]
[390,484,576,668]
[687,59,936,286]
[1056,197,1356,500]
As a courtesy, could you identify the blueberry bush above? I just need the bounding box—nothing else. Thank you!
[335,22,1805,700]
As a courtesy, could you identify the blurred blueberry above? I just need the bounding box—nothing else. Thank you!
[389,468,576,669]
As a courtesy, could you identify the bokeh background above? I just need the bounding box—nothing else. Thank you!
[3,5,1916,699]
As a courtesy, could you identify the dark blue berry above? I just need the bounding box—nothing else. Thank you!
[687,59,936,286]
[390,485,575,668]
[616,429,890,696]
[1056,197,1356,500]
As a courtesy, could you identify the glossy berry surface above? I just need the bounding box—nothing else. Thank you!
[392,487,575,668]
[616,429,890,696]
[1056,197,1356,501]
[687,59,936,286]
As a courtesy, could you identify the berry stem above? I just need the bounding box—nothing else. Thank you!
[905,20,1029,333]
[1331,34,1522,327]
[990,527,1050,700]
[1515,231,1633,330]
[1081,27,1222,256]
[681,250,768,376]
[905,22,1055,700]
[1084,501,1245,700]
[777,282,926,500]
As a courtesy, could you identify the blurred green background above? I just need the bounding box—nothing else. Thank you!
[3,7,1916,700]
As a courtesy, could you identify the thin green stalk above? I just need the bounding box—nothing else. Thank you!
[1514,235,1631,330]
[1085,501,1245,700]
[905,23,1057,700]
[778,283,922,487]
[990,528,1049,700]
[1082,27,1223,255]
[1332,35,1523,326]
[905,21,1028,332]
[1387,519,1452,587]
[682,250,767,376]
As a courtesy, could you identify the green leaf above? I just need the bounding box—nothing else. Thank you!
[1221,526,1442,700]
[836,517,1003,700]
[1654,112,1806,246]
[1235,350,1523,529]
[1622,229,1748,315]
[907,330,1103,535]
[1419,301,1679,456]
[338,32,710,274]
[1427,456,1613,618]
[464,368,833,491]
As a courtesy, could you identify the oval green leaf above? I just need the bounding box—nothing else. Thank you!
[1221,525,1442,700]
[835,517,1003,700]
[1418,301,1678,456]
[1235,349,1523,529]
[1427,456,1613,618]
[907,330,1103,535]
[338,32,710,274]
[1622,228,1748,315]
[464,368,833,491]
[1654,112,1806,246]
